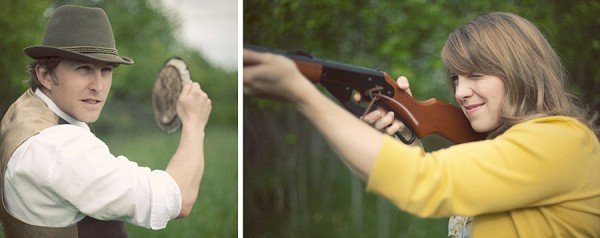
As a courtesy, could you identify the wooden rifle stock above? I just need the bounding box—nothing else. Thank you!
[245,45,487,144]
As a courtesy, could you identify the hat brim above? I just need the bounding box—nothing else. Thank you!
[24,45,133,65]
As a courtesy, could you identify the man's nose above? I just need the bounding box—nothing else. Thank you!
[89,70,104,92]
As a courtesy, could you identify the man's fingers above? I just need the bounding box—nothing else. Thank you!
[180,81,202,102]
[182,78,192,86]
[181,81,192,96]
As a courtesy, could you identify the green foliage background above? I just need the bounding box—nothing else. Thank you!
[0,0,237,131]
[0,0,237,237]
[244,0,598,237]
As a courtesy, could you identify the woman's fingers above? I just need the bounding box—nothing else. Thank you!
[385,119,405,135]
[397,76,412,96]
[361,109,383,124]
[373,111,395,130]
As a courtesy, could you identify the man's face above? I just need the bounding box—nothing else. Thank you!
[41,59,114,123]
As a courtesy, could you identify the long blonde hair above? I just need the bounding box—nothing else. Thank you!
[441,12,598,138]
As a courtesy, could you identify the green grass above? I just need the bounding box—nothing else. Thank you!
[0,125,237,237]
[99,125,238,238]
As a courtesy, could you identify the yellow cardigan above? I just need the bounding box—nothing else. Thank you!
[367,116,600,237]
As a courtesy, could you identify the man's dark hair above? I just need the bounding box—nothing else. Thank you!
[27,58,61,90]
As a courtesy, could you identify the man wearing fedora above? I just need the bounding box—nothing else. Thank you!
[0,5,211,237]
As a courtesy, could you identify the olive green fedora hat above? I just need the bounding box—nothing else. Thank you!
[24,5,133,65]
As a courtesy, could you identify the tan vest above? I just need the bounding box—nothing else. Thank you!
[0,89,126,238]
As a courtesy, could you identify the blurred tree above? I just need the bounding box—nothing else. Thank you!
[0,0,50,114]
[0,0,237,132]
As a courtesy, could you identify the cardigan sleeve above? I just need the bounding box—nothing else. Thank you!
[366,116,598,218]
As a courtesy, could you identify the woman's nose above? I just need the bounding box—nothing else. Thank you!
[454,76,474,103]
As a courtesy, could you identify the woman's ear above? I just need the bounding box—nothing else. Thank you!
[35,64,54,91]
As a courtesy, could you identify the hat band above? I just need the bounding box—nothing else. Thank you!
[59,46,119,56]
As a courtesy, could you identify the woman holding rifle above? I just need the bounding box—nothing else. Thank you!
[244,12,599,237]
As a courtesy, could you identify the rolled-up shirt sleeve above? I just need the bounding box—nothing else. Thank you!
[29,125,181,229]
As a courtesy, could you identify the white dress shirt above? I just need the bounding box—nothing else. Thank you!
[3,89,181,229]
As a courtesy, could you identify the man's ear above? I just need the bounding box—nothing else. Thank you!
[35,65,54,91]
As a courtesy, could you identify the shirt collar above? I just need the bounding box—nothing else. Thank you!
[35,89,90,130]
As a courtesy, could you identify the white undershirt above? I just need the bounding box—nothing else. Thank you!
[3,89,181,229]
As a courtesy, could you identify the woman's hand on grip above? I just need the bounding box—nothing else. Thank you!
[359,76,413,135]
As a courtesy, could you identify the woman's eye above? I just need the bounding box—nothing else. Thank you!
[469,73,484,79]
[451,75,459,87]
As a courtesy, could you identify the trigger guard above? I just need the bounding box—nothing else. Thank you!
[396,126,416,144]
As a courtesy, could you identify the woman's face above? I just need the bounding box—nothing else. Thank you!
[453,74,506,132]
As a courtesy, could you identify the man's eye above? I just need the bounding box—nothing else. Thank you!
[77,65,92,71]
[450,75,458,81]
[101,67,113,73]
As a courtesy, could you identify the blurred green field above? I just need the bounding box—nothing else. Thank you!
[0,125,237,237]
[99,125,238,238]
